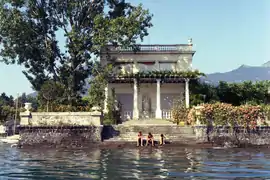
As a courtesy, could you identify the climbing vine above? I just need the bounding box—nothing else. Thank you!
[115,70,205,79]
[109,70,205,91]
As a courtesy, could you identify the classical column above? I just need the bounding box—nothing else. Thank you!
[133,78,139,119]
[185,79,190,108]
[155,79,162,119]
[104,84,109,113]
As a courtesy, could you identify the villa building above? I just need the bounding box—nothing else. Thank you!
[101,39,197,120]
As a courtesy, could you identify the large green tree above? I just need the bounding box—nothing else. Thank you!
[0,0,152,105]
[38,80,65,111]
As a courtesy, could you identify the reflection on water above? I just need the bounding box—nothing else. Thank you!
[1,144,270,179]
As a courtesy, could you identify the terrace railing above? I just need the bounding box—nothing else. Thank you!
[104,44,193,53]
[162,110,172,120]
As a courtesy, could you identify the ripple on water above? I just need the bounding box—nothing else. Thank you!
[1,144,270,179]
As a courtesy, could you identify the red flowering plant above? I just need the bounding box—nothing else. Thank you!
[194,103,265,128]
[236,105,264,129]
[199,103,214,125]
[198,103,232,126]
[262,105,270,126]
[211,103,234,126]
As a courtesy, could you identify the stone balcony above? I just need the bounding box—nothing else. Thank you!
[103,44,194,54]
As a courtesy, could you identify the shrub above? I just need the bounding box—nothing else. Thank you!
[103,89,122,125]
[171,101,188,125]
[189,103,266,127]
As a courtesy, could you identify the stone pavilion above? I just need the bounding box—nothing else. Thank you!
[101,39,199,121]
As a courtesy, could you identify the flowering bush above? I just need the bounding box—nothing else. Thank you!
[171,101,188,125]
[188,103,266,127]
[187,108,196,125]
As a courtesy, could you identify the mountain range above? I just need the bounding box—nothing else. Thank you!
[27,61,270,97]
[202,61,270,84]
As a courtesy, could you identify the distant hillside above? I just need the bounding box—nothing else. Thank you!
[28,92,38,98]
[202,61,270,84]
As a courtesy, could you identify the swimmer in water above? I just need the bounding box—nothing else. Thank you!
[159,134,166,145]
[146,132,154,146]
[137,131,143,146]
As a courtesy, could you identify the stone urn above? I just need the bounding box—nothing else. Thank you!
[24,102,32,112]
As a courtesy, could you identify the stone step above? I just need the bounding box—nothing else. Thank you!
[104,135,197,143]
[111,135,196,140]
[102,125,196,142]
[118,136,196,140]
[117,134,195,139]
[121,119,175,125]
[117,132,194,137]
[107,125,195,135]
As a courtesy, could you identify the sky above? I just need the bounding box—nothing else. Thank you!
[0,0,270,97]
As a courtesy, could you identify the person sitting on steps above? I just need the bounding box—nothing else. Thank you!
[137,131,143,146]
[159,134,166,145]
[146,132,154,146]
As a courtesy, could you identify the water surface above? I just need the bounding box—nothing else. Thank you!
[1,143,270,179]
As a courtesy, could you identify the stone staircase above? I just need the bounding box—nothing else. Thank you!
[121,118,175,125]
[102,122,197,143]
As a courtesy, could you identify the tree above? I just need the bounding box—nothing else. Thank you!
[0,92,14,106]
[190,80,219,106]
[38,80,65,111]
[0,92,15,124]
[190,80,270,106]
[87,62,113,108]
[18,93,27,107]
[0,0,153,105]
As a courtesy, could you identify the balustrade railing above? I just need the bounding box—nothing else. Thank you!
[121,110,173,120]
[139,111,155,119]
[162,110,172,120]
[122,111,133,120]
[105,44,193,52]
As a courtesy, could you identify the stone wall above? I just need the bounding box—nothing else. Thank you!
[194,125,270,146]
[20,112,102,126]
[18,125,103,147]
[18,109,103,147]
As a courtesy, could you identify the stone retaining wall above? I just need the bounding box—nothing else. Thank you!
[18,125,103,147]
[194,125,270,146]
[20,112,102,126]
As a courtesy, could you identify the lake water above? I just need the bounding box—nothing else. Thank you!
[1,144,270,179]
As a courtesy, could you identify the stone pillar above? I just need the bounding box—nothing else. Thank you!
[185,79,190,108]
[155,79,162,119]
[103,84,108,113]
[133,78,139,119]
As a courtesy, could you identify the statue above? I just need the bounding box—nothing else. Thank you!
[188,38,192,45]
[114,99,120,111]
[142,95,151,118]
